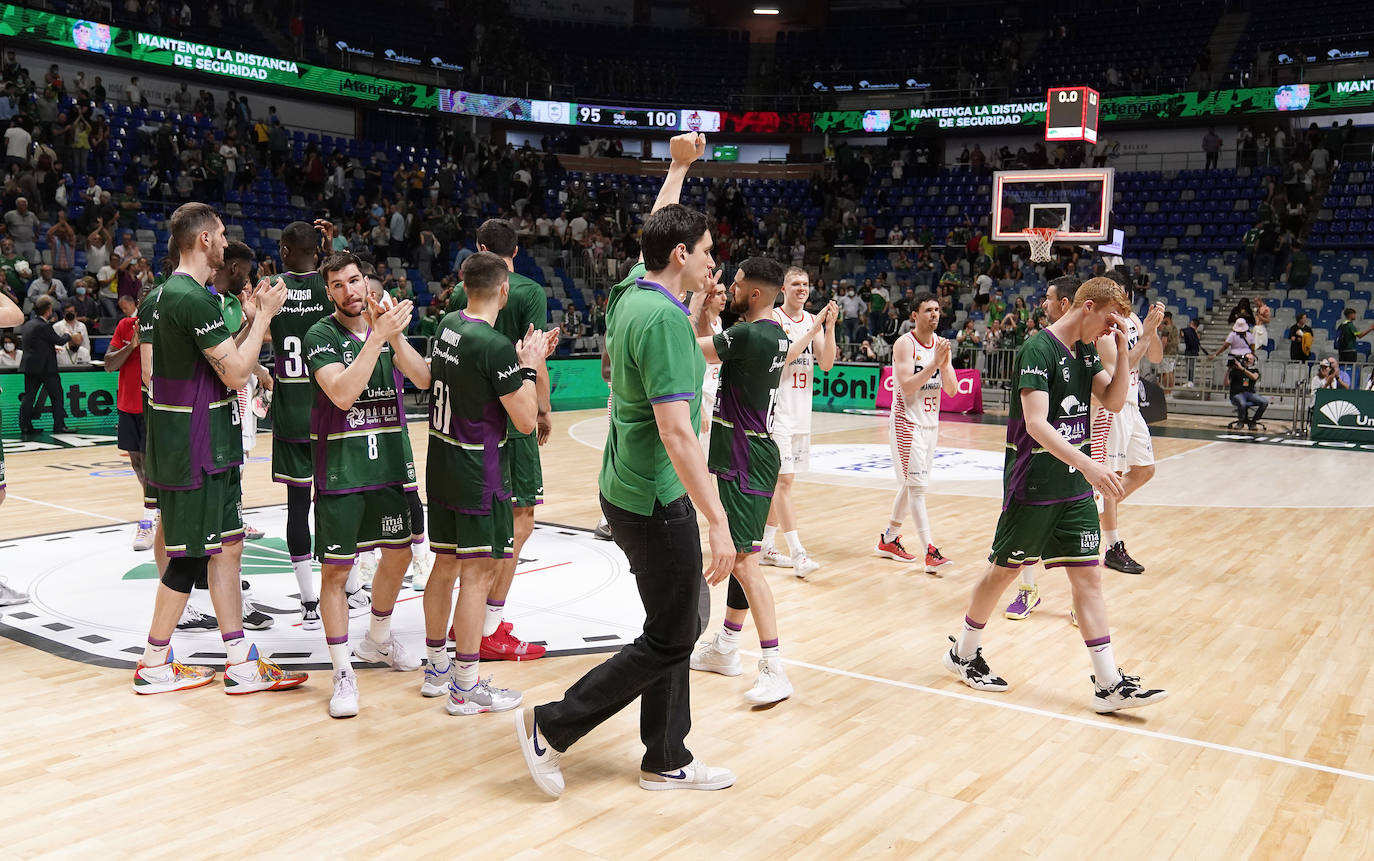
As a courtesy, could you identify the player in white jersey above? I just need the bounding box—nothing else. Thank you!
[759,267,837,578]
[1093,291,1164,575]
[876,292,957,573]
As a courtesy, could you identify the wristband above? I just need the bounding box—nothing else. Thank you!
[521,367,537,383]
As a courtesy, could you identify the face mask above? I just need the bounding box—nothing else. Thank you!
[76,287,86,296]
[65,311,76,321]
[3,343,14,352]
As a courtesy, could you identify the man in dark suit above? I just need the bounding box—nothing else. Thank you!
[18,296,72,435]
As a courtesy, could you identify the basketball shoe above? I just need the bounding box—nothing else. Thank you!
[942,635,1010,692]
[640,760,737,792]
[354,634,421,671]
[1103,541,1145,575]
[240,581,273,630]
[760,546,792,567]
[744,657,792,705]
[480,624,546,661]
[132,650,216,694]
[243,522,266,541]
[346,585,370,610]
[223,644,308,694]
[447,676,522,715]
[791,551,820,578]
[176,603,217,631]
[329,669,359,718]
[690,635,742,676]
[300,600,322,631]
[874,533,919,562]
[1005,585,1041,620]
[421,660,454,697]
[131,519,155,551]
[925,545,952,573]
[593,518,613,541]
[0,577,29,606]
[515,707,565,798]
[410,544,433,591]
[1091,672,1168,713]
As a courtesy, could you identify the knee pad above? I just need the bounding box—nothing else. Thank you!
[726,575,750,611]
[286,485,313,557]
[406,489,424,535]
[161,556,209,594]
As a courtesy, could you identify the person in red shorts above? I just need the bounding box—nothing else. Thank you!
[104,292,159,552]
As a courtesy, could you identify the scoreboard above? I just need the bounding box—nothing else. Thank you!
[530,100,721,132]
[1045,86,1100,143]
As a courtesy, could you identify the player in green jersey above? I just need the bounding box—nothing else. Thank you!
[516,133,738,799]
[307,251,432,718]
[134,202,307,696]
[445,218,551,660]
[424,251,558,715]
[943,276,1167,714]
[688,258,832,706]
[269,219,340,627]
[0,286,23,606]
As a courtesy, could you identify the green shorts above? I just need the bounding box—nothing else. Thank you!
[272,438,313,487]
[159,469,243,558]
[508,432,543,508]
[429,495,515,560]
[717,476,771,554]
[314,485,412,565]
[0,444,6,490]
[988,496,1100,569]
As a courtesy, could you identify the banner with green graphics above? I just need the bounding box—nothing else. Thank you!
[0,369,120,435]
[1311,389,1374,443]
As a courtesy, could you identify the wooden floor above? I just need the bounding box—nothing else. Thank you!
[2,410,1371,858]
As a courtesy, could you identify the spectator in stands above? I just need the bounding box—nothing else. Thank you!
[1181,316,1201,387]
[85,220,112,280]
[46,212,75,288]
[954,319,980,369]
[1228,352,1267,430]
[1335,308,1374,365]
[0,239,25,297]
[1228,297,1255,326]
[4,117,31,171]
[1252,303,1272,357]
[4,196,39,264]
[1285,240,1311,295]
[1213,319,1255,361]
[71,276,99,329]
[837,282,862,345]
[26,263,66,311]
[1158,311,1179,393]
[53,302,90,366]
[0,332,20,369]
[1288,313,1313,362]
[1312,356,1350,390]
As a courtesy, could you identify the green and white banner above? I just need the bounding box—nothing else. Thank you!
[1311,389,1374,443]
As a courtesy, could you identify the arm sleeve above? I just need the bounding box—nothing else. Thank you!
[486,338,524,398]
[304,324,342,375]
[638,317,700,405]
[1015,340,1052,392]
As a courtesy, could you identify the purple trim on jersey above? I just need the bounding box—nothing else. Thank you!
[148,362,241,488]
[272,475,313,486]
[1047,557,1098,568]
[1000,419,1034,509]
[709,469,776,497]
[649,392,695,404]
[635,278,690,315]
[315,481,408,496]
[439,400,509,509]
[1021,491,1094,506]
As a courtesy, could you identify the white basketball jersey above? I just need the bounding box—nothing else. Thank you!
[893,332,942,430]
[702,318,723,401]
[1099,314,1142,413]
[771,307,815,436]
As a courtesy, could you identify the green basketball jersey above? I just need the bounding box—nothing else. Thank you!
[707,318,788,494]
[145,273,240,490]
[427,311,525,513]
[304,315,413,494]
[137,283,162,399]
[447,269,546,438]
[1003,330,1103,507]
[270,271,331,443]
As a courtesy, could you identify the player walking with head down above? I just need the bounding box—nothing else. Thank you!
[759,266,837,577]
[422,251,558,715]
[875,292,957,573]
[305,251,431,718]
[689,258,832,705]
[944,277,1166,713]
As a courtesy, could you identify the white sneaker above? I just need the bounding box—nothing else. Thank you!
[411,545,433,591]
[639,759,736,792]
[791,551,820,578]
[131,519,155,551]
[744,657,793,705]
[300,600,322,631]
[329,669,359,718]
[354,634,421,671]
[689,635,742,676]
[515,707,565,798]
[446,676,523,715]
[420,660,453,697]
[0,577,30,606]
[760,546,792,567]
[346,586,371,610]
[355,550,378,586]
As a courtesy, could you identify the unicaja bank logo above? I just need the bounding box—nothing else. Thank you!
[1318,398,1372,429]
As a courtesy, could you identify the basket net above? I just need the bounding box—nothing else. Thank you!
[1025,227,1058,263]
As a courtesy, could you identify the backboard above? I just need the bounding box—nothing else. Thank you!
[991,168,1114,244]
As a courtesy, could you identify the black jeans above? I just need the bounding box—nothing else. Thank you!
[535,493,702,773]
[19,371,66,431]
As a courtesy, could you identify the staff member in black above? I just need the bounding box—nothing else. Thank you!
[17,296,72,435]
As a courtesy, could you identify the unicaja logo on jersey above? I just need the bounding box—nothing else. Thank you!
[1059,395,1084,415]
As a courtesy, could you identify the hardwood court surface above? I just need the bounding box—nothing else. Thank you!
[1,410,1370,858]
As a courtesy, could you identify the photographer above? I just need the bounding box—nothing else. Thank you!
[1228,352,1268,430]
[1312,356,1351,390]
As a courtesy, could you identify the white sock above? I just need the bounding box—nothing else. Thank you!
[482,601,505,637]
[1103,529,1120,547]
[224,636,250,665]
[454,656,479,690]
[1020,568,1037,589]
[426,643,449,669]
[907,485,932,552]
[760,643,780,660]
[956,617,984,660]
[882,524,901,543]
[762,524,778,550]
[368,610,392,644]
[1087,639,1122,688]
[142,504,158,524]
[142,641,170,667]
[292,559,318,604]
[718,623,742,652]
[328,640,352,672]
[783,530,803,557]
[344,560,361,593]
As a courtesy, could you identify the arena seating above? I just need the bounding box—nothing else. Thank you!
[1309,161,1374,250]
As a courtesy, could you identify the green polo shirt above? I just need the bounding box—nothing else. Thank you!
[599,262,706,516]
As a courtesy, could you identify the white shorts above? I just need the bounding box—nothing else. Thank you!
[776,433,811,475]
[1103,405,1154,473]
[890,420,938,487]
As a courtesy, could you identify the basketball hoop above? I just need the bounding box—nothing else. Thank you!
[1025,227,1058,263]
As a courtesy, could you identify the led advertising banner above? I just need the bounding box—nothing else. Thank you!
[0,6,442,110]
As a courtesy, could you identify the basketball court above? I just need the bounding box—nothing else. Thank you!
[2,411,1370,856]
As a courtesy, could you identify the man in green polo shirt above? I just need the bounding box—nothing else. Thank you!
[516,132,737,799]
[1335,307,1374,365]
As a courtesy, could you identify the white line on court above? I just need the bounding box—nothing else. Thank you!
[8,495,126,523]
[742,650,1374,784]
